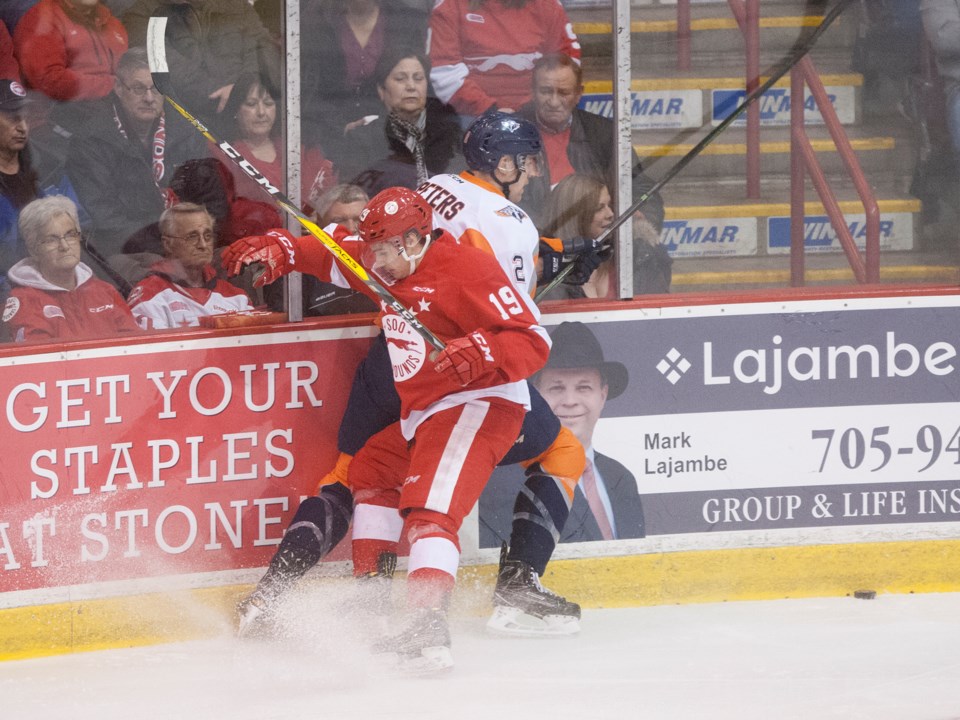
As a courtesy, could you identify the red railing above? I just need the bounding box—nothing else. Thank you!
[675,0,880,284]
[790,57,880,284]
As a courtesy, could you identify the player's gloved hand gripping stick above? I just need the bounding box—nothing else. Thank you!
[145,15,445,353]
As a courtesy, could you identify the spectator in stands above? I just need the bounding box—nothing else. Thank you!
[118,157,282,284]
[2,195,137,342]
[429,0,580,120]
[13,0,127,134]
[479,320,644,544]
[0,79,84,297]
[1,3,37,36]
[518,53,664,232]
[922,1,960,172]
[304,183,376,315]
[123,0,280,126]
[222,72,336,216]
[0,22,19,82]
[264,183,376,317]
[65,47,206,285]
[127,202,252,329]
[0,80,33,293]
[300,0,428,142]
[332,46,464,196]
[539,174,670,300]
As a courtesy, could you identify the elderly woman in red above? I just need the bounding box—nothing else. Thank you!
[2,195,137,342]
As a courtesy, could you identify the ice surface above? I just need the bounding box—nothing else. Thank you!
[3,592,960,720]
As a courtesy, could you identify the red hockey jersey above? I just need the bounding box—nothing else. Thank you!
[428,0,580,116]
[292,227,551,438]
[3,259,138,342]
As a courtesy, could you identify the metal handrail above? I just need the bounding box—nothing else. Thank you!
[790,57,880,284]
[676,0,880,284]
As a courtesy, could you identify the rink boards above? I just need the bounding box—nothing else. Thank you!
[3,288,960,659]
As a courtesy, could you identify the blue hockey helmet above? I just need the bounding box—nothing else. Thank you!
[462,111,543,174]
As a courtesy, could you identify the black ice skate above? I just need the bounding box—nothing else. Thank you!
[344,552,397,636]
[235,543,321,638]
[371,607,453,674]
[486,546,581,637]
[236,590,275,639]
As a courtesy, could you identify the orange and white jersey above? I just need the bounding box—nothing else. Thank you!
[417,172,540,313]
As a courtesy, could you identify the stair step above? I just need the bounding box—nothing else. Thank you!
[579,73,862,130]
[573,14,824,36]
[670,263,960,291]
[637,135,893,158]
[635,126,906,180]
[653,196,922,259]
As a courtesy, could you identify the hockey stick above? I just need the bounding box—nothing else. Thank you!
[534,0,854,301]
[145,16,445,352]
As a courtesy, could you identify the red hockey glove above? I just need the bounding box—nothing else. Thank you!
[433,330,498,387]
[221,228,299,287]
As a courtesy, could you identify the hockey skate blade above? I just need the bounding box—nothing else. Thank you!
[236,600,268,639]
[485,605,581,637]
[373,646,454,675]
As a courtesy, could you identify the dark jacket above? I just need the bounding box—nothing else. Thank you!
[300,0,428,142]
[518,103,665,233]
[333,97,465,193]
[123,0,278,127]
[65,95,206,258]
[561,453,646,542]
[478,451,645,547]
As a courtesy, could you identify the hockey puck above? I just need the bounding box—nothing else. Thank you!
[853,590,876,600]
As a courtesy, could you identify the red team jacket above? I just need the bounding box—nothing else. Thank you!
[3,260,138,342]
[14,0,128,102]
[291,227,551,438]
[428,0,581,116]
[127,262,253,330]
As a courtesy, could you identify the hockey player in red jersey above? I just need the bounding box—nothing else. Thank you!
[226,112,596,642]
[226,187,550,671]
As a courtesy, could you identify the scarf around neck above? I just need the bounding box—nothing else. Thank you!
[386,110,428,186]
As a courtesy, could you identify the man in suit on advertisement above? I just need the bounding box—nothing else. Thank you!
[480,321,645,544]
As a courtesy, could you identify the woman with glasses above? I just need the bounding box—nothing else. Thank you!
[2,195,137,342]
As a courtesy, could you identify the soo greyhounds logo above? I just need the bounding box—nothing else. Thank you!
[383,314,427,381]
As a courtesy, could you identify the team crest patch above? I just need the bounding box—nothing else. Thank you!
[9,81,25,98]
[382,314,426,382]
[495,205,527,223]
[127,286,144,305]
[42,305,65,319]
[2,296,19,322]
[465,13,485,22]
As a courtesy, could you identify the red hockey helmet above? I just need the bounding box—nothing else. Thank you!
[358,187,433,244]
[357,187,434,285]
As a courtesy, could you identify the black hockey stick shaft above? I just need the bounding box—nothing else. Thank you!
[535,0,854,300]
[145,16,445,352]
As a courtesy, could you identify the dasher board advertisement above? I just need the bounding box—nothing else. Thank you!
[478,297,960,545]
[0,326,374,595]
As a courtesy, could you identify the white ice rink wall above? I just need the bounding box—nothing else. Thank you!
[3,287,960,659]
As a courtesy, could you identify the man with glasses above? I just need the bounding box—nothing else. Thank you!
[65,47,206,288]
[127,202,251,329]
